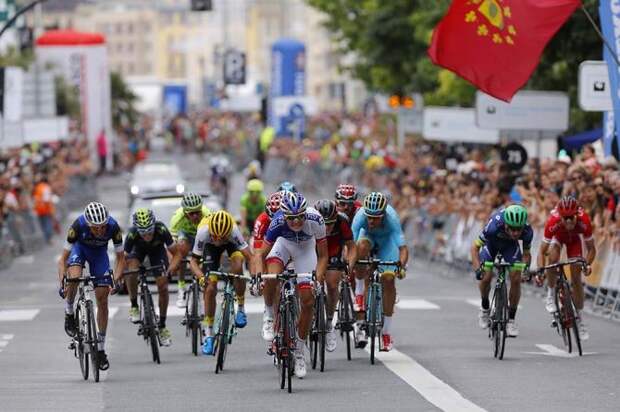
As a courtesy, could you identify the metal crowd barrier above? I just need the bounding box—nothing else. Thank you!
[405,208,620,321]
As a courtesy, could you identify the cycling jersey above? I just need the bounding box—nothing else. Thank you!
[326,212,353,259]
[475,208,533,264]
[543,208,593,258]
[264,208,326,281]
[192,221,248,277]
[240,192,266,226]
[341,201,362,222]
[64,215,123,286]
[351,205,405,267]
[124,221,174,270]
[169,206,211,243]
[252,211,272,250]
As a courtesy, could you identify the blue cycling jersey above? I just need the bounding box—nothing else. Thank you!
[351,205,405,247]
[477,209,533,252]
[265,208,326,245]
[64,215,123,252]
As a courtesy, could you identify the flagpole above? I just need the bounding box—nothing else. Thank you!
[581,5,620,67]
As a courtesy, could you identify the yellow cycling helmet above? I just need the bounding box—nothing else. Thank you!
[209,210,234,238]
[247,178,264,192]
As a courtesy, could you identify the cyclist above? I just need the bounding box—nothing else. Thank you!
[314,199,357,352]
[251,191,284,341]
[471,204,532,338]
[210,157,230,206]
[351,192,408,352]
[335,183,362,222]
[254,191,328,378]
[244,160,262,181]
[168,192,212,308]
[57,202,124,370]
[277,181,297,193]
[118,208,178,346]
[240,178,266,236]
[189,210,253,355]
[537,196,596,340]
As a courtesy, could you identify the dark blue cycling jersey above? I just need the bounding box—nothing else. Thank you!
[475,208,533,264]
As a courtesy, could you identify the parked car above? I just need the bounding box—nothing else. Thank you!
[128,161,186,205]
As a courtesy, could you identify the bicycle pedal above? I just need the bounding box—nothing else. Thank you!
[68,341,76,351]
[551,320,558,328]
[137,327,144,336]
[180,319,187,326]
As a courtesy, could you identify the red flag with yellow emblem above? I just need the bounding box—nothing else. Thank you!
[428,0,581,102]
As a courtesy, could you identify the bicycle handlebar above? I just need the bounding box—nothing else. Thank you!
[259,272,315,281]
[356,259,401,267]
[207,271,252,281]
[537,258,587,273]
[482,261,527,271]
[123,265,165,276]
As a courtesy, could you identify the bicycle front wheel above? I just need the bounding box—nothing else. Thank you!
[145,290,160,364]
[367,285,377,365]
[86,300,100,382]
[215,297,231,374]
[497,283,508,360]
[76,305,88,380]
[317,292,326,372]
[189,285,200,356]
[286,299,296,393]
[556,283,572,352]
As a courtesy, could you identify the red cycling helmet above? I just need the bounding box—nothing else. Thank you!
[335,184,358,202]
[266,191,284,217]
[557,196,579,217]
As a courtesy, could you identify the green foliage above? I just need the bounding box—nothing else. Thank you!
[0,46,33,68]
[110,71,139,130]
[54,75,80,120]
[306,0,603,132]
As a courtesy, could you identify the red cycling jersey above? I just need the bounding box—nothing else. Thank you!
[326,212,354,259]
[543,207,593,258]
[252,211,272,250]
[341,201,362,222]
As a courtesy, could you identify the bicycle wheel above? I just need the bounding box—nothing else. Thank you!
[561,284,583,356]
[279,304,287,390]
[490,286,500,358]
[189,284,200,356]
[497,283,508,360]
[367,285,377,365]
[556,284,572,352]
[215,297,231,374]
[76,305,89,380]
[286,300,296,394]
[341,283,354,361]
[317,291,326,372]
[309,306,318,370]
[144,290,160,364]
[86,300,100,382]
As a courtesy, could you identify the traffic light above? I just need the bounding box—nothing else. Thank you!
[191,0,212,11]
[388,95,416,109]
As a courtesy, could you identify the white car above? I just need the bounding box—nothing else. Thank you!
[128,161,186,204]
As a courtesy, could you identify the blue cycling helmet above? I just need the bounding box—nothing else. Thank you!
[363,192,388,216]
[278,181,297,193]
[281,191,307,216]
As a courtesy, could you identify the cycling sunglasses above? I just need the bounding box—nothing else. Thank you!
[324,219,337,225]
[285,213,306,222]
[506,225,523,232]
[137,227,155,235]
[185,210,202,218]
[336,200,354,206]
[561,214,577,222]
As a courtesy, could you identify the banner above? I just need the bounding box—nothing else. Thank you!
[600,1,620,157]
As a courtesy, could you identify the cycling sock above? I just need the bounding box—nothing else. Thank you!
[206,326,214,337]
[355,280,364,296]
[327,317,333,331]
[481,297,490,310]
[97,332,106,351]
[130,298,138,308]
[383,316,392,334]
[178,280,186,290]
[65,301,74,315]
[206,315,214,327]
[159,316,166,329]
[508,306,517,320]
[264,305,274,319]
[547,287,555,298]
[237,294,245,306]
[237,304,245,313]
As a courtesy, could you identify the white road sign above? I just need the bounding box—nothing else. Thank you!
[578,60,612,112]
[423,107,499,144]
[476,91,569,131]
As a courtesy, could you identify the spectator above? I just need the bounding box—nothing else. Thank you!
[32,173,55,244]
[97,128,108,176]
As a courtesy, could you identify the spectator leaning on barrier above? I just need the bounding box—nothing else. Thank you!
[33,173,56,244]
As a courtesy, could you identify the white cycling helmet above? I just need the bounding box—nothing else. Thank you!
[84,201,109,225]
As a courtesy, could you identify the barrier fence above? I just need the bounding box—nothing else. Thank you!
[0,175,97,271]
[404,208,620,321]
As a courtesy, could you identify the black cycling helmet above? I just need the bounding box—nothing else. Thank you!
[314,199,337,224]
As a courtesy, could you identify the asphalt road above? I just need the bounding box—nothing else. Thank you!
[1,150,619,412]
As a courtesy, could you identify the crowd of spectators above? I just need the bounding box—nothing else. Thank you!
[0,139,94,250]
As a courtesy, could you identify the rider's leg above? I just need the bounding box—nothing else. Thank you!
[95,286,110,350]
[325,269,341,323]
[204,277,217,336]
[478,246,494,310]
[508,270,522,320]
[355,239,372,320]
[156,275,169,328]
[230,253,246,311]
[125,257,140,309]
[297,286,314,341]
[381,273,396,335]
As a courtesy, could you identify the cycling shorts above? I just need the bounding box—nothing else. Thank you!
[357,228,400,271]
[479,243,522,266]
[327,256,345,271]
[265,237,317,286]
[202,242,244,281]
[550,235,585,259]
[126,245,169,275]
[67,243,112,287]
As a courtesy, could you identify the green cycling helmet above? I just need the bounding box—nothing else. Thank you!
[133,208,155,231]
[503,204,528,228]
[181,192,203,212]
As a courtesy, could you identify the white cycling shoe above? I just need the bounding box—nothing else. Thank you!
[577,318,590,341]
[478,308,490,329]
[507,320,519,337]
[545,295,556,313]
[176,287,187,308]
[294,348,307,378]
[262,317,274,342]
[326,327,337,352]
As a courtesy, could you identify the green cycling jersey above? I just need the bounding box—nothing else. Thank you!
[240,192,266,222]
[169,206,212,241]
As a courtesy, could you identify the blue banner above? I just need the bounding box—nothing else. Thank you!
[600,1,620,156]
[163,84,187,115]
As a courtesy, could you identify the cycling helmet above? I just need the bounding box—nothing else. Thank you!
[181,192,203,212]
[209,210,234,238]
[503,204,528,228]
[133,208,155,231]
[314,199,337,223]
[335,184,358,202]
[278,181,297,193]
[363,192,387,216]
[557,196,579,217]
[84,202,109,225]
[247,178,264,192]
[281,191,307,216]
[266,191,283,217]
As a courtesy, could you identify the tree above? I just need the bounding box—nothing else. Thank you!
[306,0,603,132]
[54,75,80,120]
[110,71,139,130]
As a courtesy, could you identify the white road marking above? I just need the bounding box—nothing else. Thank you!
[396,299,440,310]
[466,299,521,309]
[0,309,40,321]
[367,346,487,412]
[523,343,597,358]
[0,333,15,352]
[165,300,264,317]
[0,341,10,348]
[1,334,14,340]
